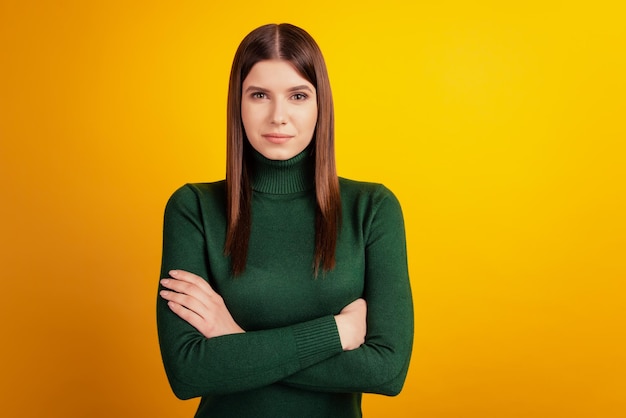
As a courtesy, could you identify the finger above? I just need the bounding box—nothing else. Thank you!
[160,278,215,305]
[160,289,208,319]
[169,270,216,295]
[161,273,215,300]
[165,301,208,333]
[169,269,207,285]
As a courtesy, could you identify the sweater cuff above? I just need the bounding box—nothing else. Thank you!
[292,315,343,369]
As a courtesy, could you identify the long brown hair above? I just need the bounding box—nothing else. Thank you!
[224,23,341,276]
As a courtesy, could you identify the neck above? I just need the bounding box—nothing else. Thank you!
[249,148,314,194]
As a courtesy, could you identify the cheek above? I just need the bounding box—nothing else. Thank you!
[307,109,319,132]
[241,104,257,133]
[298,104,317,129]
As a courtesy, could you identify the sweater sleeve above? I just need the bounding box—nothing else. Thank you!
[280,186,414,395]
[156,185,344,400]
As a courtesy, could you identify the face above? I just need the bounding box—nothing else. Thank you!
[241,60,318,160]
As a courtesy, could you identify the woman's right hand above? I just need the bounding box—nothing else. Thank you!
[334,298,367,351]
[160,270,245,339]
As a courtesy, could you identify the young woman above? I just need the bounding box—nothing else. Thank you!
[157,23,413,417]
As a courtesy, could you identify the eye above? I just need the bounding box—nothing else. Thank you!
[251,92,267,99]
[291,93,308,101]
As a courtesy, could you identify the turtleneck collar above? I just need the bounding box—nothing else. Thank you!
[250,147,315,194]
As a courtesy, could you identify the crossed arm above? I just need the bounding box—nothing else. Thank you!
[159,269,367,350]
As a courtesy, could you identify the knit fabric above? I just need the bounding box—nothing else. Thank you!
[157,149,413,418]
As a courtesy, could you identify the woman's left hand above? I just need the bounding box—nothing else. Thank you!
[160,269,245,338]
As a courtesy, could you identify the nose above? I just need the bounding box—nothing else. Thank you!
[270,101,287,125]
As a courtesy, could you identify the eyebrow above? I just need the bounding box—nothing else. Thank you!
[244,85,315,93]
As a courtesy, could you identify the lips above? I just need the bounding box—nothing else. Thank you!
[262,133,294,144]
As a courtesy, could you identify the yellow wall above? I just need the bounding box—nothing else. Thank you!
[1,1,624,417]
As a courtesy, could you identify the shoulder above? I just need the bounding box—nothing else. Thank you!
[338,178,406,242]
[338,177,404,229]
[339,177,401,207]
[167,181,226,200]
[165,181,226,212]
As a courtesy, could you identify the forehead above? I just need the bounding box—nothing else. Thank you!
[243,60,314,90]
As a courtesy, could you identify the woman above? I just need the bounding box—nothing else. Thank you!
[157,23,413,417]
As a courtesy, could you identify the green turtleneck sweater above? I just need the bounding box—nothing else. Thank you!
[157,150,413,418]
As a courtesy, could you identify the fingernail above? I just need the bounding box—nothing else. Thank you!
[169,270,178,277]
[160,290,169,297]
[160,279,169,285]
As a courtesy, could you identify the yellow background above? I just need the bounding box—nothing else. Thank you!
[1,1,625,417]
